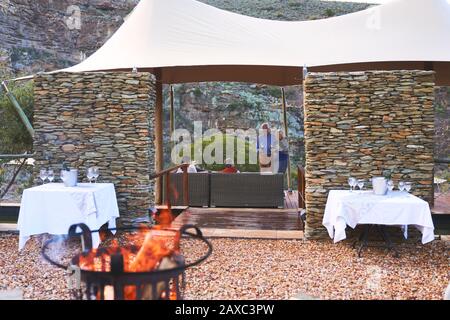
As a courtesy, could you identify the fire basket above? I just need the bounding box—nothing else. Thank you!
[41,223,212,300]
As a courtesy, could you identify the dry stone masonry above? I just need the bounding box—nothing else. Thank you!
[303,70,435,239]
[33,72,156,224]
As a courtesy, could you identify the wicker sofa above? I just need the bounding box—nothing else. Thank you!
[163,172,284,208]
[210,173,284,208]
[162,172,210,207]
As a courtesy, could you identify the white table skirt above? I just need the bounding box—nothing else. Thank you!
[323,190,435,244]
[18,183,120,250]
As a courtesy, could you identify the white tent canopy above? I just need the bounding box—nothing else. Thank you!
[61,0,450,85]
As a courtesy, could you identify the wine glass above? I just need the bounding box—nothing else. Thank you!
[398,181,405,192]
[39,169,48,184]
[47,169,54,183]
[92,167,99,183]
[387,180,394,192]
[357,179,365,194]
[348,177,356,192]
[87,167,95,183]
[405,182,412,193]
[351,178,358,191]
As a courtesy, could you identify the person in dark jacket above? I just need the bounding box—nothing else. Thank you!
[277,130,289,174]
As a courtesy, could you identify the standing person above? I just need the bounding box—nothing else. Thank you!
[277,130,289,174]
[257,123,273,173]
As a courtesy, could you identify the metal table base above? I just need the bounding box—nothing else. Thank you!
[352,225,400,258]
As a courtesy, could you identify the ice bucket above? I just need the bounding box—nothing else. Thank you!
[62,169,78,187]
[372,177,387,195]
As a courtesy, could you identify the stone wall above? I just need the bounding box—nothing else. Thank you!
[303,70,435,239]
[33,72,156,224]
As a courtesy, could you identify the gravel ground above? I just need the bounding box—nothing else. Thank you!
[0,233,448,300]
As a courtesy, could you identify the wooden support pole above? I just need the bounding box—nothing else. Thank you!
[154,69,164,204]
[281,88,292,191]
[165,172,171,209]
[169,85,175,136]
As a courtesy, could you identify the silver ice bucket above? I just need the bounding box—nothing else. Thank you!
[372,177,387,195]
[62,169,78,187]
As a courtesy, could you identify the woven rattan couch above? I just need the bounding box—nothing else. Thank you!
[163,172,284,208]
[210,173,284,208]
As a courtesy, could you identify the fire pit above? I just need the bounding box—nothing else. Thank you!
[42,223,212,300]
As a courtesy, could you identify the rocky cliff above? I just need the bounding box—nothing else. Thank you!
[0,0,137,73]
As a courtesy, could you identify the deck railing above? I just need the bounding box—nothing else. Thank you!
[150,163,189,208]
[0,153,34,200]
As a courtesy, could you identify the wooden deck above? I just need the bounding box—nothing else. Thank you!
[283,190,299,211]
[171,191,303,233]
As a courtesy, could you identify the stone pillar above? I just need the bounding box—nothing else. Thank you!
[33,72,156,224]
[303,70,435,239]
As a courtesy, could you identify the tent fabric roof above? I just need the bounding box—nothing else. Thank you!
[61,0,450,85]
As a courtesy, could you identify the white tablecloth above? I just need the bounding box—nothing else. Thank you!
[323,190,435,244]
[18,183,120,250]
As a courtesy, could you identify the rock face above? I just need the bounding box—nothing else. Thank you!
[33,72,155,222]
[434,87,450,163]
[0,0,138,73]
[201,0,371,21]
[303,71,435,239]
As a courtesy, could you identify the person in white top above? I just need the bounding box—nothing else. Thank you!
[257,123,273,174]
[176,156,199,173]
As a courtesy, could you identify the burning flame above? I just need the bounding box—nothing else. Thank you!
[154,208,174,229]
[78,208,182,300]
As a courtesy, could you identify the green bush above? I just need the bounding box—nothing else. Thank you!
[267,86,282,99]
[325,9,336,17]
[0,78,34,154]
[174,133,260,172]
[193,87,202,98]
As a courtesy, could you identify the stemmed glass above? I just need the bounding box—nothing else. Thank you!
[92,167,99,183]
[348,177,356,192]
[47,169,54,183]
[357,179,365,194]
[398,181,405,192]
[387,180,394,192]
[39,169,48,184]
[87,167,95,183]
[405,182,412,193]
